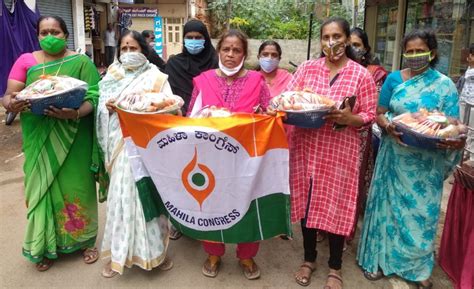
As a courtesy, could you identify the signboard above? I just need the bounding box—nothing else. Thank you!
[154,16,164,58]
[120,7,158,17]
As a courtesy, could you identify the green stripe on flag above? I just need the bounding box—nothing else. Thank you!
[136,177,292,243]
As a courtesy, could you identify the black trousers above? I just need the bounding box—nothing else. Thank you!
[301,219,345,270]
[105,46,115,66]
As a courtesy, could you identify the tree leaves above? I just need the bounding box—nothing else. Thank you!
[208,0,352,39]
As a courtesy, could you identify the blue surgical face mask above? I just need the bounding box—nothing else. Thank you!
[184,39,205,55]
[259,57,280,73]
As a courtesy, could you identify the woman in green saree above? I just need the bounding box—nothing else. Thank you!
[2,16,100,271]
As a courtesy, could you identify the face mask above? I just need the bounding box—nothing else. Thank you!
[119,52,148,70]
[351,46,366,62]
[219,56,245,77]
[322,41,346,63]
[40,35,67,55]
[184,39,205,55]
[403,51,432,71]
[259,57,280,73]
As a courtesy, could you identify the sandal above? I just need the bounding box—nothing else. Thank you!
[169,226,183,240]
[324,272,343,289]
[202,255,221,278]
[101,261,118,278]
[83,247,99,264]
[239,258,260,280]
[294,262,316,286]
[363,270,384,281]
[35,258,54,272]
[158,257,174,271]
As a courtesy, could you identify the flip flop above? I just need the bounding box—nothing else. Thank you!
[239,258,260,280]
[158,257,174,271]
[202,256,221,278]
[295,263,316,286]
[323,272,343,289]
[83,247,99,264]
[35,258,54,272]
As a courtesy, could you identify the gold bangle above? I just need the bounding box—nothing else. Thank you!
[76,109,80,120]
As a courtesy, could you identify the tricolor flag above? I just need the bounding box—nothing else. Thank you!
[117,111,291,243]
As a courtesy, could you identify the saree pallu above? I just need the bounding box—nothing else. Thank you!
[357,68,461,281]
[21,54,100,263]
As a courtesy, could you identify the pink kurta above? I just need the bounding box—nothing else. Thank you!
[289,58,377,236]
[262,68,292,98]
[188,69,271,114]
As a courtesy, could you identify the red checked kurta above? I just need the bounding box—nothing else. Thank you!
[289,58,377,236]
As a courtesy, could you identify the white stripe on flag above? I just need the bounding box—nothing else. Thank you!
[255,198,264,240]
[251,115,257,157]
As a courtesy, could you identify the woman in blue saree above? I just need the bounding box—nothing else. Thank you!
[357,30,465,288]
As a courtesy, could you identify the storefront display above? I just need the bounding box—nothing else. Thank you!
[374,1,399,70]
[366,0,473,79]
[404,0,468,76]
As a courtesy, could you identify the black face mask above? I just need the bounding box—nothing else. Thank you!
[351,46,366,62]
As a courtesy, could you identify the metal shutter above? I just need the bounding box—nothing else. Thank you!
[36,0,75,49]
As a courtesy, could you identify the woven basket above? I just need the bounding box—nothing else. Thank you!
[28,87,87,115]
[283,108,330,128]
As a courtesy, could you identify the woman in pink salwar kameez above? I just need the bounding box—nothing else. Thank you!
[187,29,271,281]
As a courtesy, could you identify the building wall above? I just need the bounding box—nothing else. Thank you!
[212,39,322,70]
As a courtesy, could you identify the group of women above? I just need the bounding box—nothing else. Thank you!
[2,14,464,289]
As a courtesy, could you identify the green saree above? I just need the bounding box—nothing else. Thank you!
[21,54,100,263]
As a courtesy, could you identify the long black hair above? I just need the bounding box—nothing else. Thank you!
[402,29,439,67]
[350,27,372,67]
[37,15,69,38]
[319,17,356,61]
[116,30,149,60]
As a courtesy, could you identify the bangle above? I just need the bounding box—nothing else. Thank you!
[76,109,80,120]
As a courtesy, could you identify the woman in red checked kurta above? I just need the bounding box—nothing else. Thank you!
[290,17,377,288]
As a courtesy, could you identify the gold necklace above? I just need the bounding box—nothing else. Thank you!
[41,51,67,77]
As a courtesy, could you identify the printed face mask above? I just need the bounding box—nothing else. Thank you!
[219,56,245,77]
[259,57,280,73]
[40,35,67,55]
[351,46,366,62]
[322,41,346,63]
[119,52,148,70]
[184,39,205,55]
[403,51,432,71]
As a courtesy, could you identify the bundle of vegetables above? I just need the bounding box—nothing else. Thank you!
[271,90,336,111]
[17,75,88,100]
[117,92,184,114]
[194,106,232,118]
[393,109,467,138]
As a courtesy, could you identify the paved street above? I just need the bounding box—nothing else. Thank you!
[0,110,453,289]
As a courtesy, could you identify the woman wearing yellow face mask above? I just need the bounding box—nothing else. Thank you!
[357,29,464,289]
[2,16,101,271]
